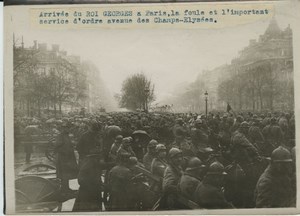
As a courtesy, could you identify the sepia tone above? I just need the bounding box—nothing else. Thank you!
[4,0,279,6]
[5,2,298,213]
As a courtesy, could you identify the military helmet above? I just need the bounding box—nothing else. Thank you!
[122,137,131,144]
[240,121,250,129]
[129,156,138,165]
[271,146,292,163]
[271,117,277,123]
[115,135,123,141]
[207,161,227,175]
[168,148,182,159]
[156,144,167,152]
[236,115,244,122]
[186,157,205,171]
[148,139,158,148]
[194,119,203,125]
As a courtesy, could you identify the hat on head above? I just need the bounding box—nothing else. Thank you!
[271,146,292,163]
[116,135,123,141]
[240,121,250,129]
[148,139,158,148]
[168,148,182,159]
[156,144,167,152]
[207,161,227,175]
[186,157,205,171]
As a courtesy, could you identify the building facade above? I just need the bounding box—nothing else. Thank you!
[13,39,113,117]
[201,18,293,111]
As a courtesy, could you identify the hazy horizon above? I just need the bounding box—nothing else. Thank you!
[10,2,296,104]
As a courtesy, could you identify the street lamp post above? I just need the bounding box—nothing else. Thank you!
[204,91,208,118]
[144,87,150,113]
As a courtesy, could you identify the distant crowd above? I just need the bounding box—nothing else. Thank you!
[15,109,296,210]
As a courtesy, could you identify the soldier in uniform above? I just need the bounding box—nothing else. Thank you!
[172,118,193,158]
[107,152,136,211]
[151,144,168,177]
[231,115,244,134]
[24,127,34,163]
[73,151,103,211]
[218,115,232,151]
[77,120,102,166]
[109,135,123,161]
[231,121,261,169]
[262,117,284,148]
[261,113,272,128]
[278,113,289,139]
[194,161,233,209]
[191,119,209,158]
[55,122,78,194]
[172,118,188,139]
[150,143,168,201]
[231,121,261,207]
[248,118,265,155]
[219,115,229,132]
[143,139,158,170]
[117,137,136,158]
[179,157,205,202]
[103,125,122,162]
[161,148,184,210]
[255,146,294,207]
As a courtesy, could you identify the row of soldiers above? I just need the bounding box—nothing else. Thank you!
[70,137,295,211]
[18,109,296,211]
[50,111,296,211]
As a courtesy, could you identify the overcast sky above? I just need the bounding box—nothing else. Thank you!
[8,2,298,103]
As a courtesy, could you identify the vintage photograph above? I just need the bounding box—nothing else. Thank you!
[5,1,298,214]
[3,0,280,6]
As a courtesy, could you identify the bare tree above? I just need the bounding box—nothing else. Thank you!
[120,73,155,111]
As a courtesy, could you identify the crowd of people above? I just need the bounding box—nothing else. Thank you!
[15,109,296,211]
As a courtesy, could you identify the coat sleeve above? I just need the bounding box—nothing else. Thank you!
[237,135,260,158]
[76,134,86,155]
[77,161,92,186]
[55,134,64,153]
[255,127,265,142]
[255,177,273,208]
[162,168,178,194]
[109,144,118,160]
